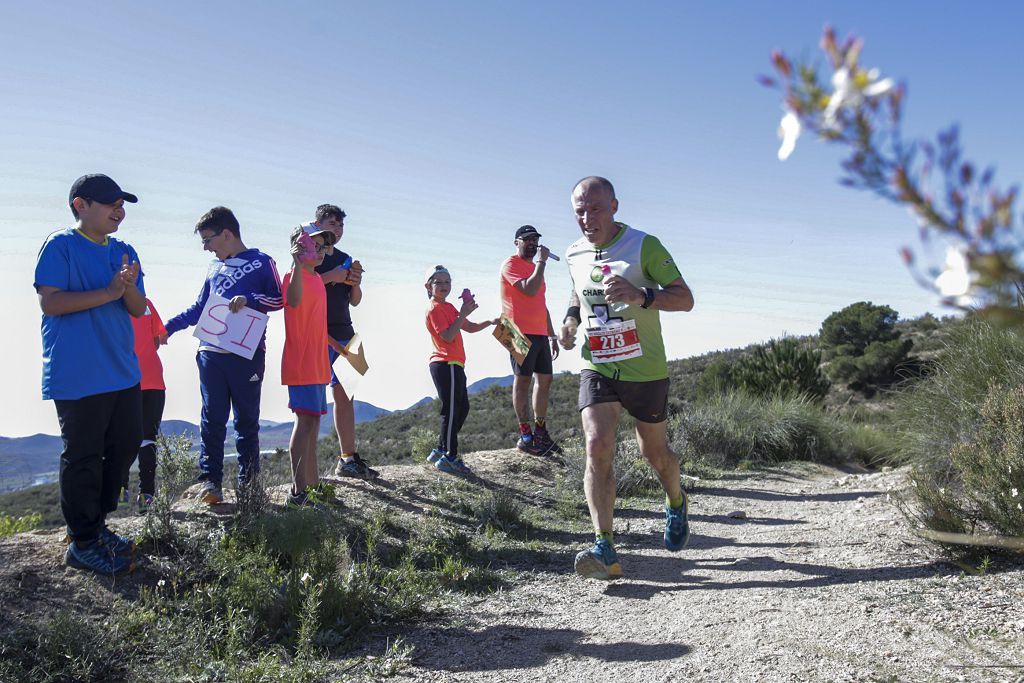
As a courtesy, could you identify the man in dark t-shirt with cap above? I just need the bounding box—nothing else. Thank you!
[308,204,379,479]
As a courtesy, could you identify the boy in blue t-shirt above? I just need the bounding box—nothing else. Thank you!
[33,173,146,576]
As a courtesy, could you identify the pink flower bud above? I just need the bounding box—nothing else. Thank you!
[771,50,792,78]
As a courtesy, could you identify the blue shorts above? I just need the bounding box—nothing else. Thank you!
[288,384,327,415]
[328,339,352,388]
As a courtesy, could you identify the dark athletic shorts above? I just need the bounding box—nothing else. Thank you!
[510,334,553,376]
[577,369,669,424]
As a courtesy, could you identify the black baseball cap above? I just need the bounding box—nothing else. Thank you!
[69,174,138,206]
[515,224,541,240]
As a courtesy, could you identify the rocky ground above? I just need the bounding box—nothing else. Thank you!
[1,457,1022,682]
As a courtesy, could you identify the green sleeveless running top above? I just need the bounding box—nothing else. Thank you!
[565,222,682,382]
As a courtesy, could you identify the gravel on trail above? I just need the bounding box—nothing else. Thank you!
[391,464,1024,683]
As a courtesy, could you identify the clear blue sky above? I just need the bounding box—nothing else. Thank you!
[2,2,1022,437]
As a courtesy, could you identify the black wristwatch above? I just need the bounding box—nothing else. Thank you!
[640,287,655,309]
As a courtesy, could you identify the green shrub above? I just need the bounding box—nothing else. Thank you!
[470,487,526,534]
[897,318,1024,465]
[676,391,897,466]
[142,433,198,546]
[0,512,41,538]
[820,301,912,389]
[0,613,127,682]
[903,383,1024,553]
[896,318,1024,554]
[733,337,829,401]
[408,426,437,461]
[694,357,736,399]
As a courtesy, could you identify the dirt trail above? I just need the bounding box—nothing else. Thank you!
[388,461,1024,682]
[2,459,1022,682]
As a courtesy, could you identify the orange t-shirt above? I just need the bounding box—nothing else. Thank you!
[132,298,166,391]
[499,255,548,335]
[426,299,465,365]
[281,269,331,386]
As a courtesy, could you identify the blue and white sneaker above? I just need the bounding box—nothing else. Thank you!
[65,539,135,576]
[574,538,622,580]
[426,448,446,464]
[664,493,690,551]
[101,526,136,557]
[435,455,472,475]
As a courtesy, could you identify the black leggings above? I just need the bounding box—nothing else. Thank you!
[123,389,165,495]
[429,362,469,457]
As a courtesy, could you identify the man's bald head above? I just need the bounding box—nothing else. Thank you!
[572,176,616,200]
[572,176,620,245]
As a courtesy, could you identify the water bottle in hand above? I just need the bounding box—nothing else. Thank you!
[602,265,628,313]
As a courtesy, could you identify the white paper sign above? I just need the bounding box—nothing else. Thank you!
[332,334,369,398]
[192,293,268,360]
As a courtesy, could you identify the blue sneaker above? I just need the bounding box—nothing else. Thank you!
[101,526,136,557]
[574,538,622,580]
[426,448,446,464]
[664,493,690,551]
[65,539,135,576]
[435,455,472,475]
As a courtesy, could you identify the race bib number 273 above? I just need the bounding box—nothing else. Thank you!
[587,319,643,364]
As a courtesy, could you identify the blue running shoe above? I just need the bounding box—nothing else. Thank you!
[664,493,690,551]
[435,455,472,475]
[65,539,134,576]
[574,538,622,580]
[101,526,136,557]
[426,448,446,464]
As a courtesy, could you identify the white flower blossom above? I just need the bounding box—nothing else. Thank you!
[822,67,895,130]
[158,579,166,588]
[1012,488,1019,498]
[778,110,801,160]
[300,572,312,584]
[935,246,973,301]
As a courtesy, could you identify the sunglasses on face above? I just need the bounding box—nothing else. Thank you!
[200,230,223,246]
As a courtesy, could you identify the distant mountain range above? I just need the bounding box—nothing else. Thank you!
[0,376,512,493]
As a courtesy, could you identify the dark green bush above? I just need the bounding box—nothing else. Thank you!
[820,301,912,389]
[733,337,829,401]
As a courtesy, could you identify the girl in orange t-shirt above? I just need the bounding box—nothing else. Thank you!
[423,265,497,475]
[123,297,167,510]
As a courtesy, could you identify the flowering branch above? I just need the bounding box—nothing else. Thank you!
[763,26,1024,323]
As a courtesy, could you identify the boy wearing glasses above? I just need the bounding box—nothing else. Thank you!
[165,207,283,504]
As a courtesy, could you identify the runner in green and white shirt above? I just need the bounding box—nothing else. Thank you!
[560,176,695,580]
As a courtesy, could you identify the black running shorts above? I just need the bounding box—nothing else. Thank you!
[510,334,554,376]
[577,369,669,424]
